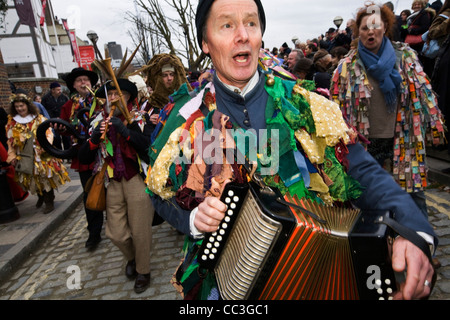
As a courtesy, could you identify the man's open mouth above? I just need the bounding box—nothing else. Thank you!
[234,52,250,63]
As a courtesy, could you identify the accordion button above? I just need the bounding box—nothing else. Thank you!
[209,254,215,259]
[207,243,212,249]
[387,288,393,294]
[214,242,220,248]
[212,248,217,254]
[385,279,391,285]
[228,210,234,216]
[377,288,383,295]
[230,203,236,209]
[204,249,210,255]
[222,223,228,229]
[228,190,234,197]
[375,279,382,287]
[225,217,231,222]
[220,230,226,235]
[217,235,223,241]
[201,255,208,261]
[225,197,231,204]
[233,196,239,202]
[209,236,215,242]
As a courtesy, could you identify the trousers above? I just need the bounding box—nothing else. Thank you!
[105,174,154,274]
[79,170,104,237]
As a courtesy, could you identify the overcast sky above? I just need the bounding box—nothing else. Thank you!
[50,0,420,57]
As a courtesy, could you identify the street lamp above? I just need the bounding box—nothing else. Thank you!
[333,16,344,29]
[87,30,103,60]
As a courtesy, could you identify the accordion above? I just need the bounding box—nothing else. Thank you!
[198,182,397,300]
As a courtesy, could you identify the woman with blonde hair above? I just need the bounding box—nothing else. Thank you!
[5,94,70,213]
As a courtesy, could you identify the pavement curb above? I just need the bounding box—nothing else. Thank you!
[0,189,83,282]
[427,157,450,187]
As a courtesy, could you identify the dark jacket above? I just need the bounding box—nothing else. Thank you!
[408,9,434,36]
[0,108,7,151]
[41,92,69,119]
[78,112,153,177]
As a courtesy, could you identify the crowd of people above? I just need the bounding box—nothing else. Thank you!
[269,1,448,110]
[0,0,448,300]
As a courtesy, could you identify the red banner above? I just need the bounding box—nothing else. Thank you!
[62,19,81,67]
[78,46,96,70]
[40,0,47,26]
[69,30,81,67]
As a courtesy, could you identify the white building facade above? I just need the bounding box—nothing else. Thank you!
[0,0,81,80]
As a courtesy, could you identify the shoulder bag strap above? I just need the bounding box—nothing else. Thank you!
[375,215,433,263]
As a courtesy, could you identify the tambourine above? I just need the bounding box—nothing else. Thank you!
[36,108,93,160]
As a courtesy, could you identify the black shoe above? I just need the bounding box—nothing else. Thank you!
[43,202,54,214]
[134,273,150,294]
[36,196,44,208]
[85,235,101,250]
[125,259,137,279]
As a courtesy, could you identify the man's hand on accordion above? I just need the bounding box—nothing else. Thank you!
[392,237,435,300]
[193,197,227,234]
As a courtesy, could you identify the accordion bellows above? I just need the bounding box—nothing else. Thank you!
[198,182,397,300]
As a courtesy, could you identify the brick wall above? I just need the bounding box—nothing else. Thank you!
[1,50,67,112]
[10,78,68,99]
[0,50,12,110]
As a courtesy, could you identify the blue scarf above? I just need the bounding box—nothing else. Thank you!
[358,37,402,113]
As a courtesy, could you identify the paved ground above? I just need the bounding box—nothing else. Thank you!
[0,201,185,300]
[0,169,185,300]
[0,151,449,301]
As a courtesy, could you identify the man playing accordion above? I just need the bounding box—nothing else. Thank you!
[146,0,439,300]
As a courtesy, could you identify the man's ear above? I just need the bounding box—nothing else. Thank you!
[202,40,210,55]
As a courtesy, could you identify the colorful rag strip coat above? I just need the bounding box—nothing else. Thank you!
[330,42,446,193]
[146,77,364,210]
[6,114,70,196]
[145,74,369,299]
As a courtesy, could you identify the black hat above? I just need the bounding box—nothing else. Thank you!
[195,0,266,49]
[95,79,138,103]
[65,67,99,93]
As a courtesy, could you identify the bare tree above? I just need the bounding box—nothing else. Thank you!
[129,0,208,71]
[125,12,159,66]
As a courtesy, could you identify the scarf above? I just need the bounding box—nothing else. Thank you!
[358,37,402,113]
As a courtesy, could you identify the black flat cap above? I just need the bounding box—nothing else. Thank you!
[195,0,266,49]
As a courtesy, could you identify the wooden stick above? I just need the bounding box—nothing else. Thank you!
[100,104,117,141]
[103,58,132,123]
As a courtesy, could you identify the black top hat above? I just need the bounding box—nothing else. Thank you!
[95,79,138,103]
[65,68,99,93]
